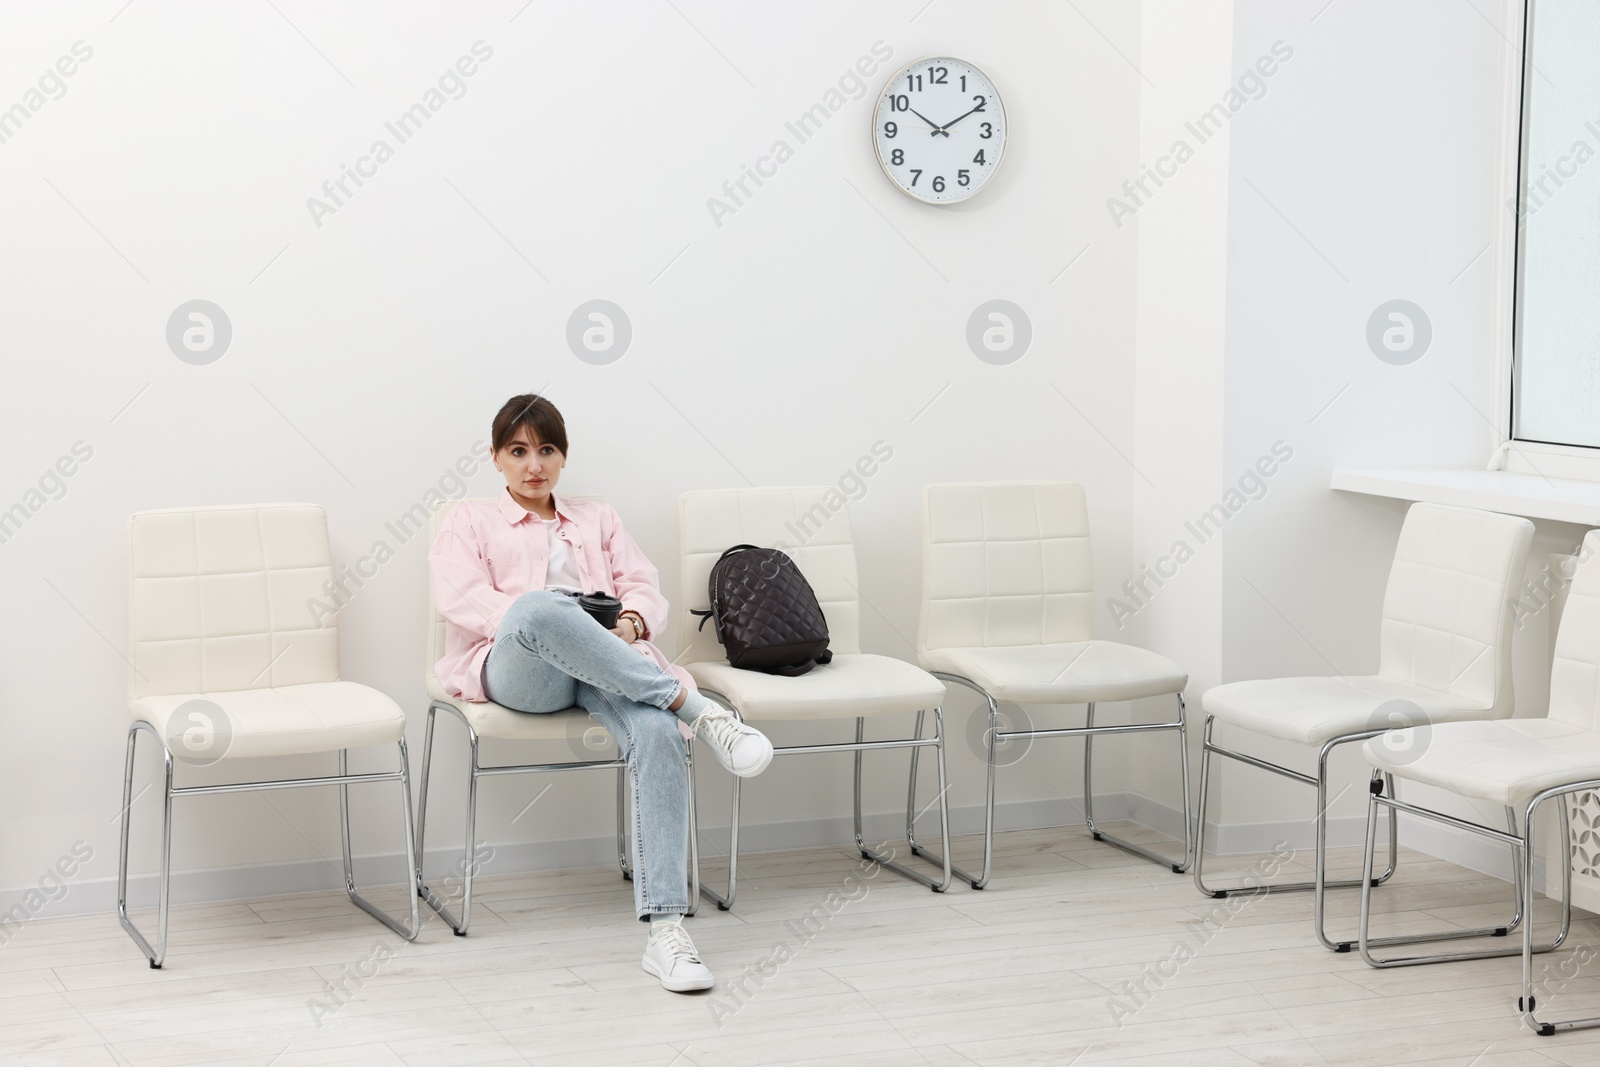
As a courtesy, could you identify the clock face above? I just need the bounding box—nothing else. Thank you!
[872,56,1006,204]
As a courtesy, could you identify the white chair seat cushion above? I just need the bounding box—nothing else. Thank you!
[1363,719,1600,807]
[426,672,611,744]
[129,681,404,759]
[687,654,946,721]
[919,642,1186,705]
[1202,675,1497,746]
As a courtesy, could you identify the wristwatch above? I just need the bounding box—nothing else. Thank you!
[621,610,648,641]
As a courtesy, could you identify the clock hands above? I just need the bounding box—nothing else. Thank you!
[936,103,985,133]
[906,107,950,137]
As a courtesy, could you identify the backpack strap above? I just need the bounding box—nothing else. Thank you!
[766,661,814,677]
[693,545,763,633]
[765,648,834,677]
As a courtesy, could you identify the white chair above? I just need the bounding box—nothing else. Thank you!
[912,481,1193,888]
[1355,528,1600,1035]
[118,503,419,967]
[1195,502,1534,952]
[679,487,954,908]
[415,497,697,934]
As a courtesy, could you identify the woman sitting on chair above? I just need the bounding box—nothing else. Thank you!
[429,393,772,992]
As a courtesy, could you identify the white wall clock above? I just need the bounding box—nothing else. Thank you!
[872,56,1007,204]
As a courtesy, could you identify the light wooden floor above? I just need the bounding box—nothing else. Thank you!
[6,822,1600,1066]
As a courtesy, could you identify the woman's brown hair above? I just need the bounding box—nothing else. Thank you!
[492,394,568,456]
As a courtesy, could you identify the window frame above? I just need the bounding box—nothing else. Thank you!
[1502,0,1600,477]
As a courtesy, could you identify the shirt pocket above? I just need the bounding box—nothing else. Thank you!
[484,549,527,589]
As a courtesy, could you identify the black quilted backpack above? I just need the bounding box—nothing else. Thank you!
[691,544,834,676]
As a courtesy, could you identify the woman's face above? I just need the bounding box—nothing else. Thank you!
[494,425,564,511]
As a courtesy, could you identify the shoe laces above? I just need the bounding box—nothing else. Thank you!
[696,709,747,751]
[653,921,701,964]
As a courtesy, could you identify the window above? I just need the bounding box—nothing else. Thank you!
[1514,0,1600,449]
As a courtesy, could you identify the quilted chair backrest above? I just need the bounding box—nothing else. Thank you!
[1377,502,1534,716]
[1549,529,1600,730]
[919,482,1095,653]
[678,487,861,666]
[127,503,340,701]
[426,494,607,676]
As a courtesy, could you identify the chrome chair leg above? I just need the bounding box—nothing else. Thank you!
[692,687,742,910]
[912,674,1191,888]
[685,736,699,918]
[617,765,633,881]
[338,743,421,941]
[905,708,983,889]
[121,724,421,965]
[698,773,742,911]
[853,715,953,892]
[1176,694,1195,872]
[117,721,173,969]
[908,697,992,889]
[696,692,954,909]
[980,696,997,887]
[693,690,740,911]
[908,681,992,889]
[930,707,954,892]
[1359,781,1570,969]
[1524,789,1589,1035]
[414,703,438,897]
[419,700,692,928]
[725,775,742,907]
[1084,694,1194,872]
[1504,803,1529,936]
[1192,715,1400,951]
[904,709,926,849]
[417,701,478,935]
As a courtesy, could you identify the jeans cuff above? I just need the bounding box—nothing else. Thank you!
[639,906,689,922]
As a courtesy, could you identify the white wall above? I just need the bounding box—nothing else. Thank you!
[1,0,1566,919]
[0,0,1149,911]
[1215,0,1578,863]
[1125,0,1234,837]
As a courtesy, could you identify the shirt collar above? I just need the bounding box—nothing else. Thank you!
[495,488,572,525]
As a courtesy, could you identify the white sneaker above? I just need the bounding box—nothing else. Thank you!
[642,920,714,992]
[693,706,774,777]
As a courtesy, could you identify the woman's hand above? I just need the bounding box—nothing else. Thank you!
[611,616,641,643]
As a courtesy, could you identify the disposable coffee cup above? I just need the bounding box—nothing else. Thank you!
[576,593,623,629]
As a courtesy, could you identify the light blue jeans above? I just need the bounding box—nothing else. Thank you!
[483,590,693,920]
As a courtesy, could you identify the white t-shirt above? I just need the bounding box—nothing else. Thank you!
[542,517,583,593]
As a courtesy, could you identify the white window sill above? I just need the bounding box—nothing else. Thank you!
[1330,466,1600,527]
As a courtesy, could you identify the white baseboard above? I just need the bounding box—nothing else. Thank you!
[1134,794,1532,888]
[2,788,1542,930]
[2,792,1134,924]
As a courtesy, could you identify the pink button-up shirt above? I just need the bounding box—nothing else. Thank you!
[429,490,693,703]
